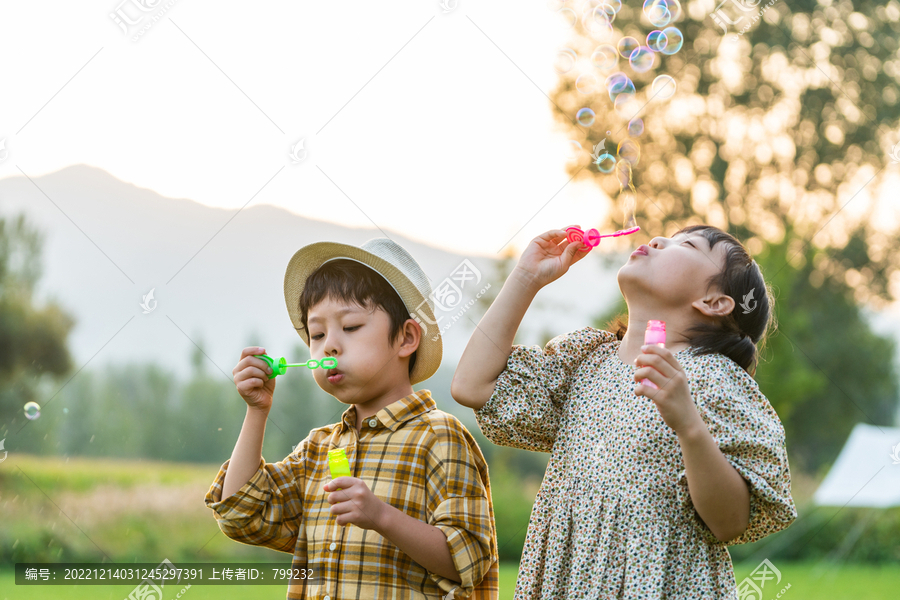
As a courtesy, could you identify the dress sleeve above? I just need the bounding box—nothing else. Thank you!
[204,442,307,554]
[424,413,499,599]
[675,356,798,545]
[474,326,617,452]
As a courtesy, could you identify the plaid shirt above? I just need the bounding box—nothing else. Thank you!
[205,390,499,599]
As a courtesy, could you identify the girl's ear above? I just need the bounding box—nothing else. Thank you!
[691,292,735,318]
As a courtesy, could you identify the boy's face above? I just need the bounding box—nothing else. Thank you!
[306,295,418,407]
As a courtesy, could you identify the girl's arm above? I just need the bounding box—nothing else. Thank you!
[677,421,751,542]
[451,229,592,410]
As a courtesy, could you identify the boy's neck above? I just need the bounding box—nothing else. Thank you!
[350,382,416,432]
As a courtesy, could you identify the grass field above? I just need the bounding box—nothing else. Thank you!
[2,455,899,599]
[3,561,900,599]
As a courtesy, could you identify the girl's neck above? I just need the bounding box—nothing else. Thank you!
[617,312,694,366]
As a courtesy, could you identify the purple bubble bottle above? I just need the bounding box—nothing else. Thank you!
[642,320,666,390]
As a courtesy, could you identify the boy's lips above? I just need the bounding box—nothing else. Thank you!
[327,368,344,384]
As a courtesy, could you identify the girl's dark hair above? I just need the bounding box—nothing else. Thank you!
[297,259,417,376]
[607,225,775,376]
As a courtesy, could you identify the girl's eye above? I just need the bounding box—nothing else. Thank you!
[683,240,695,248]
[311,334,323,340]
[345,325,361,332]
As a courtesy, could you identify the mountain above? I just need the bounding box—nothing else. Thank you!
[0,164,624,382]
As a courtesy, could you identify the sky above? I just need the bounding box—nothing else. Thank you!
[0,0,635,258]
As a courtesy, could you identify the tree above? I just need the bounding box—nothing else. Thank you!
[0,213,75,442]
[551,0,900,471]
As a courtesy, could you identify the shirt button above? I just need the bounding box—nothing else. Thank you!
[329,542,336,551]
[368,418,378,427]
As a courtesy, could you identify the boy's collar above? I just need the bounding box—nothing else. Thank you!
[339,390,436,433]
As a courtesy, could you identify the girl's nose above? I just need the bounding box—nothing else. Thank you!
[649,237,665,249]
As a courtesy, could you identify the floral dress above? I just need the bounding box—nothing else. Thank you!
[474,326,797,599]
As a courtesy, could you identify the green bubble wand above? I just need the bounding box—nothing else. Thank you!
[253,354,338,379]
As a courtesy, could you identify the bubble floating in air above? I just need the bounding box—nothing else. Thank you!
[651,74,677,99]
[557,7,577,28]
[659,27,683,55]
[576,72,600,94]
[576,108,596,127]
[24,401,41,420]
[629,46,655,73]
[555,47,578,74]
[647,30,668,52]
[591,44,619,71]
[617,138,641,167]
[628,118,644,136]
[566,140,583,162]
[594,153,617,173]
[617,37,640,59]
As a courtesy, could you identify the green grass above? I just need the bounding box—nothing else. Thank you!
[2,561,899,599]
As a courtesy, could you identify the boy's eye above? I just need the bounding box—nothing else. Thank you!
[311,333,323,340]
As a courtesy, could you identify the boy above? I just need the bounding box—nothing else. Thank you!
[205,238,499,599]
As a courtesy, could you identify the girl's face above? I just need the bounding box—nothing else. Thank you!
[617,231,729,307]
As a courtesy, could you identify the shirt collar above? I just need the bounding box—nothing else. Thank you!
[339,389,436,433]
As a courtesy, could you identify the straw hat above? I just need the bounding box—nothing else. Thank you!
[283,238,442,384]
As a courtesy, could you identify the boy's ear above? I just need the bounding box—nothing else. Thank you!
[397,318,421,358]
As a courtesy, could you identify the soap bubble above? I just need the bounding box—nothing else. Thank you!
[659,27,684,55]
[591,44,619,71]
[651,74,677,99]
[647,30,668,52]
[554,47,577,74]
[614,93,639,118]
[617,138,641,167]
[606,72,635,101]
[617,37,640,59]
[592,2,617,23]
[557,7,577,28]
[604,0,623,12]
[24,401,41,420]
[566,140,582,162]
[594,153,617,173]
[646,0,672,27]
[629,46,655,73]
[583,7,614,39]
[627,118,644,136]
[576,72,600,94]
[576,108,596,127]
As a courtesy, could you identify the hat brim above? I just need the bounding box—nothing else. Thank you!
[283,241,442,385]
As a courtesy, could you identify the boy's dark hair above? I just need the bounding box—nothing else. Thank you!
[607,225,775,376]
[297,259,417,377]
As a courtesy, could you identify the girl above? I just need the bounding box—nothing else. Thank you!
[451,225,797,599]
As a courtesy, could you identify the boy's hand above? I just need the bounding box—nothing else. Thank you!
[633,345,704,436]
[513,228,593,291]
[324,477,386,530]
[233,346,276,412]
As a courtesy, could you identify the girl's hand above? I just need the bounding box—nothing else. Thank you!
[324,477,386,529]
[513,228,593,290]
[633,345,704,436]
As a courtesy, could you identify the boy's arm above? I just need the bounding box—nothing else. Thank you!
[206,405,304,553]
[375,506,461,582]
[222,406,269,498]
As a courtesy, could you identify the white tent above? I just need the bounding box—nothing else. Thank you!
[812,423,900,507]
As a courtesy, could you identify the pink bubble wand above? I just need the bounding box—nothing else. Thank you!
[565,225,641,248]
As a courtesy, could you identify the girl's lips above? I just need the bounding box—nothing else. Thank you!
[631,245,649,256]
[327,372,344,384]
